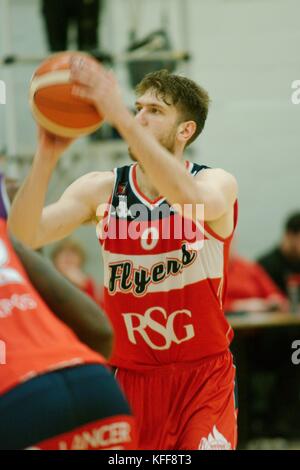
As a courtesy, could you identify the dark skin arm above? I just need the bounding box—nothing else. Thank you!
[11,236,113,359]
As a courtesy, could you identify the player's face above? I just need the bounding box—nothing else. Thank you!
[129,89,181,159]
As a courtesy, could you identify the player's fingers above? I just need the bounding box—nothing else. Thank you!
[70,65,97,87]
[106,69,118,85]
[70,56,105,79]
[71,85,95,101]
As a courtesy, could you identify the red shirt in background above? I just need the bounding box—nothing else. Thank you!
[225,256,286,312]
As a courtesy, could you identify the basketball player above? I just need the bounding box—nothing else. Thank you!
[0,175,136,450]
[8,63,239,450]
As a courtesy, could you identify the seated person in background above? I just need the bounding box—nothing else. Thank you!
[226,249,297,439]
[51,238,104,308]
[225,251,287,313]
[257,212,300,295]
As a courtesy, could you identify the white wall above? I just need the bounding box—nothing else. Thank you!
[0,0,299,281]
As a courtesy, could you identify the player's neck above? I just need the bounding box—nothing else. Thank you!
[135,164,160,200]
[135,154,185,200]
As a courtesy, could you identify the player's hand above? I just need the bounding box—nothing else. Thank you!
[70,58,127,125]
[36,126,75,163]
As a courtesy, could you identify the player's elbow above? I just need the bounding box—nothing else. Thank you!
[200,174,238,222]
[201,193,229,221]
[7,223,37,250]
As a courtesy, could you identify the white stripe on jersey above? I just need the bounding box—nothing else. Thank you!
[102,237,224,294]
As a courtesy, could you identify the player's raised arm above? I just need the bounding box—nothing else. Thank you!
[29,170,113,249]
[111,120,237,222]
[8,127,73,247]
[193,168,238,221]
[8,127,114,249]
[70,60,237,223]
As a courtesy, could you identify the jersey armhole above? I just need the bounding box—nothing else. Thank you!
[191,164,238,243]
[204,199,238,242]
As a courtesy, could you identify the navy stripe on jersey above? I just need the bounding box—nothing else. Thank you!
[110,162,210,222]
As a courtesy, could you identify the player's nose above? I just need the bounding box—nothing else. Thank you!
[135,109,148,127]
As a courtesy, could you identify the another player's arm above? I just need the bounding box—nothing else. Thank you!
[11,236,113,359]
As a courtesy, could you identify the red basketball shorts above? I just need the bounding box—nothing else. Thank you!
[115,350,238,450]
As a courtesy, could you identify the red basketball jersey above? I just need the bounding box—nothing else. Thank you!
[97,162,238,370]
[0,219,105,395]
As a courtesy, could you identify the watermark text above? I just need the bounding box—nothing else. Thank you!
[0,80,6,104]
[291,340,300,365]
[291,80,300,104]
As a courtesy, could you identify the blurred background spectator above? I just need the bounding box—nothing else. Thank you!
[258,212,300,296]
[41,0,102,53]
[51,238,104,307]
[225,250,287,314]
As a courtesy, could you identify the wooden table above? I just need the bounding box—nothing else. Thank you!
[228,312,300,330]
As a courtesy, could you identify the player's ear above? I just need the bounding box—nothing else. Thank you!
[177,121,196,144]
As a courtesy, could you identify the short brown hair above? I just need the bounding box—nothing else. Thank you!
[135,69,210,146]
[285,213,300,234]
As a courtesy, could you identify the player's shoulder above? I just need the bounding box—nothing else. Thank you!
[195,166,238,188]
[194,165,232,177]
[64,171,115,209]
[71,170,114,193]
[83,171,115,206]
[78,170,114,185]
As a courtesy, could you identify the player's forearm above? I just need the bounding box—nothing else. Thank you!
[8,152,56,248]
[115,111,203,207]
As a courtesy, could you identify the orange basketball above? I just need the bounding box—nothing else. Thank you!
[29,51,104,138]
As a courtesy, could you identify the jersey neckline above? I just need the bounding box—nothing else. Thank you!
[129,161,192,210]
